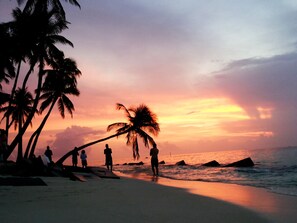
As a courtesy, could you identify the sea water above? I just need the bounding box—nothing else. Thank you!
[116,147,297,196]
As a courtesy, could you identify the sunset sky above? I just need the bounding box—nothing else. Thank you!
[1,0,297,165]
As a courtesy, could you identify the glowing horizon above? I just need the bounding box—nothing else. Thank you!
[1,0,297,163]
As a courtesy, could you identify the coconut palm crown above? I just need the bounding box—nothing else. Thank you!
[107,103,160,159]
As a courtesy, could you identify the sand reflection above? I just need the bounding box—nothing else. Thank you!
[118,172,291,217]
[116,171,297,222]
[157,179,278,213]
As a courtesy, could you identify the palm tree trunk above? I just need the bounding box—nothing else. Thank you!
[56,130,129,165]
[24,129,38,159]
[29,99,57,158]
[5,62,44,160]
[5,61,21,136]
[24,99,56,158]
[16,114,23,163]
[22,63,35,90]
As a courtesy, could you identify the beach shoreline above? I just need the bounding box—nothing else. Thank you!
[118,171,297,223]
[0,171,280,223]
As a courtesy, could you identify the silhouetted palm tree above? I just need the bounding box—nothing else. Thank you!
[0,92,10,108]
[24,57,81,158]
[0,88,36,162]
[56,103,160,165]
[17,0,80,20]
[5,6,73,160]
[107,103,160,159]
[2,8,38,135]
[0,24,15,91]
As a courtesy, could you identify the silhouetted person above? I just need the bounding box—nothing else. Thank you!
[80,150,87,168]
[150,144,159,176]
[44,146,53,163]
[72,147,79,167]
[104,144,113,171]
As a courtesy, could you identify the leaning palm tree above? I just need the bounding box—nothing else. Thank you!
[24,57,81,158]
[107,103,160,159]
[0,88,36,162]
[56,103,160,165]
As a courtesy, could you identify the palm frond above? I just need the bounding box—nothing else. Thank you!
[39,96,55,113]
[132,137,139,159]
[61,95,74,117]
[116,103,131,118]
[107,122,128,132]
[57,98,65,118]
[108,103,160,159]
[68,0,81,8]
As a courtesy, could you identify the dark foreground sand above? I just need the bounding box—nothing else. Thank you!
[0,172,276,223]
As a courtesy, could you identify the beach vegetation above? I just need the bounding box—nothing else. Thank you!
[0,87,36,162]
[0,0,81,163]
[1,1,160,169]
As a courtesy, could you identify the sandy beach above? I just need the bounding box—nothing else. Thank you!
[0,170,289,223]
[123,172,297,223]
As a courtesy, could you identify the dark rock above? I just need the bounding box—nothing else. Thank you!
[202,160,220,167]
[159,160,165,164]
[224,157,254,167]
[175,160,186,166]
[128,161,144,165]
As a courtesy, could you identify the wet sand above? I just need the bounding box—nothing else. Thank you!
[122,172,297,223]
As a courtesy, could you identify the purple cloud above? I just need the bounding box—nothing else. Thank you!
[51,125,105,160]
[197,52,297,147]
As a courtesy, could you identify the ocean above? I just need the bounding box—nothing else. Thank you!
[116,146,297,196]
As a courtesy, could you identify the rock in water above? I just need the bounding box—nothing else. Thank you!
[127,161,144,165]
[225,157,254,167]
[202,160,220,167]
[175,160,186,166]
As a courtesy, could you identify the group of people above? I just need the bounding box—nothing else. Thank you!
[71,144,113,171]
[43,144,113,170]
[71,148,88,168]
[44,143,160,176]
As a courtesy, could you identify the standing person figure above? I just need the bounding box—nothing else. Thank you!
[80,150,87,168]
[104,144,113,171]
[44,146,53,164]
[72,147,79,167]
[150,144,159,176]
